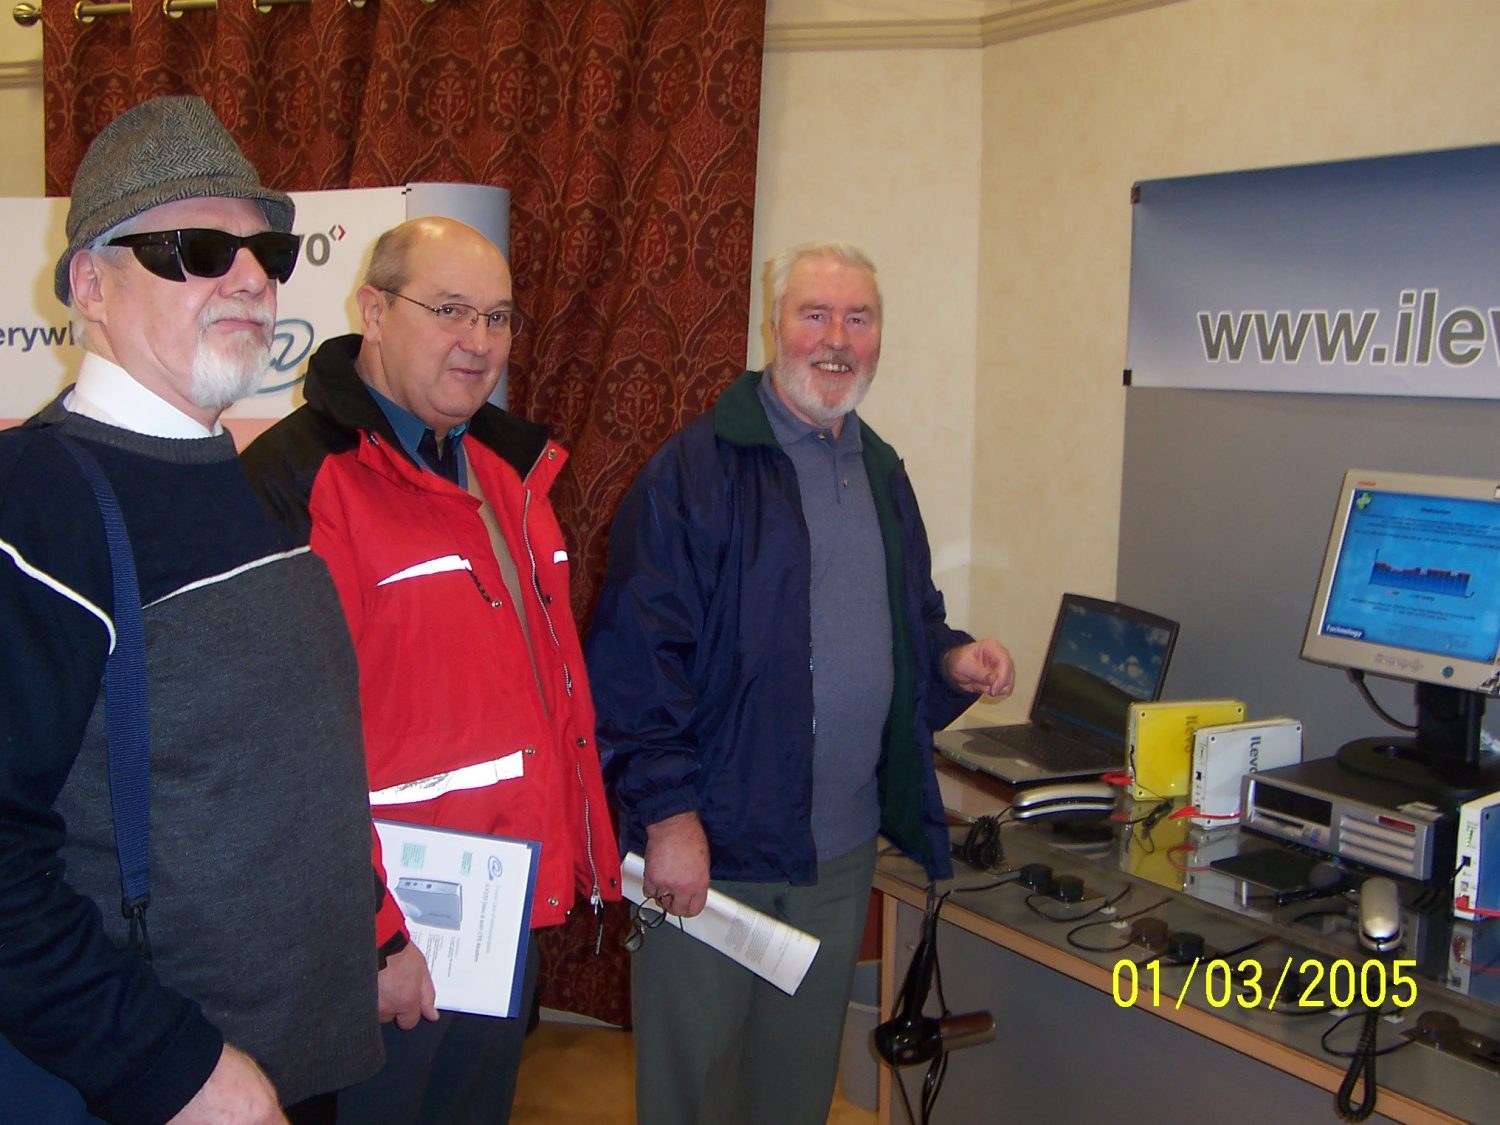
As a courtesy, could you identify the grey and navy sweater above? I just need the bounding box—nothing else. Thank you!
[0,399,381,1123]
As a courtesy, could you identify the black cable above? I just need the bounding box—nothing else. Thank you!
[1333,1008,1380,1121]
[951,872,1022,893]
[1320,1008,1417,1060]
[1025,882,1133,924]
[933,935,949,1023]
[891,887,953,1125]
[1288,904,1354,926]
[1131,932,1268,973]
[1414,855,1464,915]
[893,1066,918,1125]
[1264,998,1338,1019]
[924,940,951,1124]
[1322,1006,1417,1122]
[921,1050,947,1124]
[1125,798,1175,853]
[951,814,1007,871]
[1217,934,1273,961]
[1066,895,1172,952]
[1244,887,1354,909]
[1123,796,1174,828]
[907,896,953,1125]
[1347,669,1418,732]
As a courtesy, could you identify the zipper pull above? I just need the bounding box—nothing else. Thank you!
[591,886,604,955]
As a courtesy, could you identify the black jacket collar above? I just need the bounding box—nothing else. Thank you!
[304,333,550,481]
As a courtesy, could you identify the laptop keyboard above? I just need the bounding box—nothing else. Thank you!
[979,726,1121,770]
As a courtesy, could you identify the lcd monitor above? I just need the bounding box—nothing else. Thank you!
[1302,468,1500,801]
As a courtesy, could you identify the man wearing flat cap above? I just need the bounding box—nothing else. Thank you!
[0,96,381,1124]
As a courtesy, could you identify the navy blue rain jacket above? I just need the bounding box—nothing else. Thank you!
[587,370,975,883]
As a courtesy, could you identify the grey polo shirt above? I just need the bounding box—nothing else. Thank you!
[758,372,894,862]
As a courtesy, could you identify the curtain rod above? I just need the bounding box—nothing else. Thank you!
[13,0,401,26]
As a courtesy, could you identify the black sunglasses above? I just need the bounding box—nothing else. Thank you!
[105,228,303,284]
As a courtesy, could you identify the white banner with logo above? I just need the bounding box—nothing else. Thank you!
[1126,144,1500,398]
[0,183,508,440]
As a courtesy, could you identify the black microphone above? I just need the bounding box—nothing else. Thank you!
[873,895,995,1067]
[873,1010,997,1067]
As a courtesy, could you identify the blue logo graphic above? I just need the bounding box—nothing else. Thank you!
[260,318,314,393]
[488,856,504,881]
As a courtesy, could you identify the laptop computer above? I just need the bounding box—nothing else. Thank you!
[935,593,1179,786]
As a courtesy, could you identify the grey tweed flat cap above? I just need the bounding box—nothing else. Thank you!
[55,95,294,304]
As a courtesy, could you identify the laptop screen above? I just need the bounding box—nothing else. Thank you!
[1032,594,1179,744]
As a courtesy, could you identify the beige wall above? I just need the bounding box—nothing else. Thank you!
[750,46,983,622]
[0,15,44,197]
[973,0,1500,717]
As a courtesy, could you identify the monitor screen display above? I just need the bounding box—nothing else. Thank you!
[1303,469,1500,695]
[1032,594,1178,740]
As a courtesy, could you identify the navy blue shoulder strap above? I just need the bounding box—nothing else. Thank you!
[46,430,152,958]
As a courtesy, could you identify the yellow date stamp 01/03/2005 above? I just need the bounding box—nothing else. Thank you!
[1111,956,1419,1012]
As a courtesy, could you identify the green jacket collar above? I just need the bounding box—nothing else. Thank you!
[714,369,899,476]
[713,369,779,447]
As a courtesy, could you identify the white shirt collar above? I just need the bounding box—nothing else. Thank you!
[65,352,222,439]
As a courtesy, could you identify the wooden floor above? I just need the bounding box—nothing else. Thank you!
[512,1020,878,1124]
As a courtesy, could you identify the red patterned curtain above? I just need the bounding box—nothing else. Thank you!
[43,0,765,1027]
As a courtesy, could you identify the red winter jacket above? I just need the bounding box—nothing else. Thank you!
[243,335,621,947]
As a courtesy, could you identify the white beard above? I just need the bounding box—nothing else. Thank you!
[774,353,876,428]
[187,300,273,413]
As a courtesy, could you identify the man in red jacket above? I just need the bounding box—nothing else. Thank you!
[242,216,621,1125]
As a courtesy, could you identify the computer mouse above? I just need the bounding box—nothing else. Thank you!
[1009,781,1116,822]
[1358,876,1403,954]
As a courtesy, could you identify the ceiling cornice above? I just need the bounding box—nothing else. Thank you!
[0,2,1185,82]
[765,0,1185,52]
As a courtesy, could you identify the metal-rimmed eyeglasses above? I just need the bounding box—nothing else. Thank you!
[385,290,524,336]
[620,898,672,953]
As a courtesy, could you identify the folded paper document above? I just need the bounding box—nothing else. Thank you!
[621,852,821,995]
[374,819,539,1018]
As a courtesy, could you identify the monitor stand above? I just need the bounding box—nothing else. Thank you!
[1336,682,1500,807]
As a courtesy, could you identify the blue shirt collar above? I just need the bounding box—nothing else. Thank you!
[366,383,470,482]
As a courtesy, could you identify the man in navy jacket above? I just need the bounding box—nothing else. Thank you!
[587,242,1015,1125]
